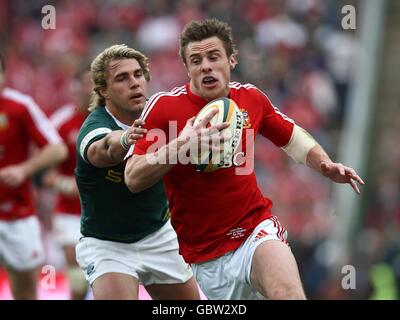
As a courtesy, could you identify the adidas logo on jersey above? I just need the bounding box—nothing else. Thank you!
[254,229,268,242]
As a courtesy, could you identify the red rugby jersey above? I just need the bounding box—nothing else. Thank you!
[132,82,294,263]
[50,103,87,215]
[0,88,62,221]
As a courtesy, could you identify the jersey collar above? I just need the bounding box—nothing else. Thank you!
[105,106,130,130]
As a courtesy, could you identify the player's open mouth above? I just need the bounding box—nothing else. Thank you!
[202,76,218,87]
[130,94,143,101]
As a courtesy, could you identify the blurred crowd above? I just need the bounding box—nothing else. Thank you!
[1,0,398,299]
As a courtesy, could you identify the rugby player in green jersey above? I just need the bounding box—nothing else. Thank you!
[75,45,199,300]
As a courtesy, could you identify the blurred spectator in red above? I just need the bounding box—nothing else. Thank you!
[0,53,67,299]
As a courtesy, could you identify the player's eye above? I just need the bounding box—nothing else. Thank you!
[209,53,220,61]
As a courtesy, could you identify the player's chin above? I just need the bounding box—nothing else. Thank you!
[129,99,146,110]
[203,84,228,100]
[203,90,225,101]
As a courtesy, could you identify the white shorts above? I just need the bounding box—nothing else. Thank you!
[191,216,288,300]
[53,213,82,246]
[0,216,45,271]
[76,220,193,286]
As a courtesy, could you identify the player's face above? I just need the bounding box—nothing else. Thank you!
[102,58,148,119]
[185,36,236,101]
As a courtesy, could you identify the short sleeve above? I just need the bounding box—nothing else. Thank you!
[77,123,112,163]
[256,89,294,147]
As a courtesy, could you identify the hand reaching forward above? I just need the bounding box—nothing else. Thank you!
[120,119,147,150]
[127,119,147,145]
[320,161,365,194]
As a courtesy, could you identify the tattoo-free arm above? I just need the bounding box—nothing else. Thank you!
[86,119,146,168]
[306,144,365,194]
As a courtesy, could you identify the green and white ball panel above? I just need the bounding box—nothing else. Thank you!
[191,97,243,173]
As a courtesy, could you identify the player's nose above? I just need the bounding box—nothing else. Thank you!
[201,58,212,72]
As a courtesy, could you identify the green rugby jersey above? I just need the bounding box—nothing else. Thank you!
[75,106,168,243]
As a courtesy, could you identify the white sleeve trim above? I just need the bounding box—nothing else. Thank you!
[281,125,318,165]
[79,127,112,162]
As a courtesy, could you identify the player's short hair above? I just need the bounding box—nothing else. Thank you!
[179,18,237,65]
[89,44,150,111]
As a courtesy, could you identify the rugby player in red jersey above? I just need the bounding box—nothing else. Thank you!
[0,53,68,299]
[125,19,364,300]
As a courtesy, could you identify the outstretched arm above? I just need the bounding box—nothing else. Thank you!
[125,109,230,193]
[306,145,365,194]
[282,124,365,194]
[125,139,181,193]
[87,119,146,168]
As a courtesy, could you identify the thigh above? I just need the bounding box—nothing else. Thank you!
[201,216,289,300]
[92,272,139,300]
[6,266,39,300]
[250,240,306,300]
[145,276,200,300]
[63,245,79,267]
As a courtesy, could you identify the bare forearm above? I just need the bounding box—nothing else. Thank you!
[23,143,68,177]
[306,145,332,174]
[125,139,181,193]
[103,131,128,164]
[307,144,365,194]
[88,130,127,167]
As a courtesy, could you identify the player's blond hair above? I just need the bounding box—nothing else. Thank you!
[89,44,150,111]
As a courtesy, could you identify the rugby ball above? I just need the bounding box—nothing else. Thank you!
[190,97,243,172]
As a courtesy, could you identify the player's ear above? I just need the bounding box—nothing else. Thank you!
[229,54,237,70]
[99,87,108,99]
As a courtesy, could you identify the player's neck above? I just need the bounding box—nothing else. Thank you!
[105,104,139,127]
